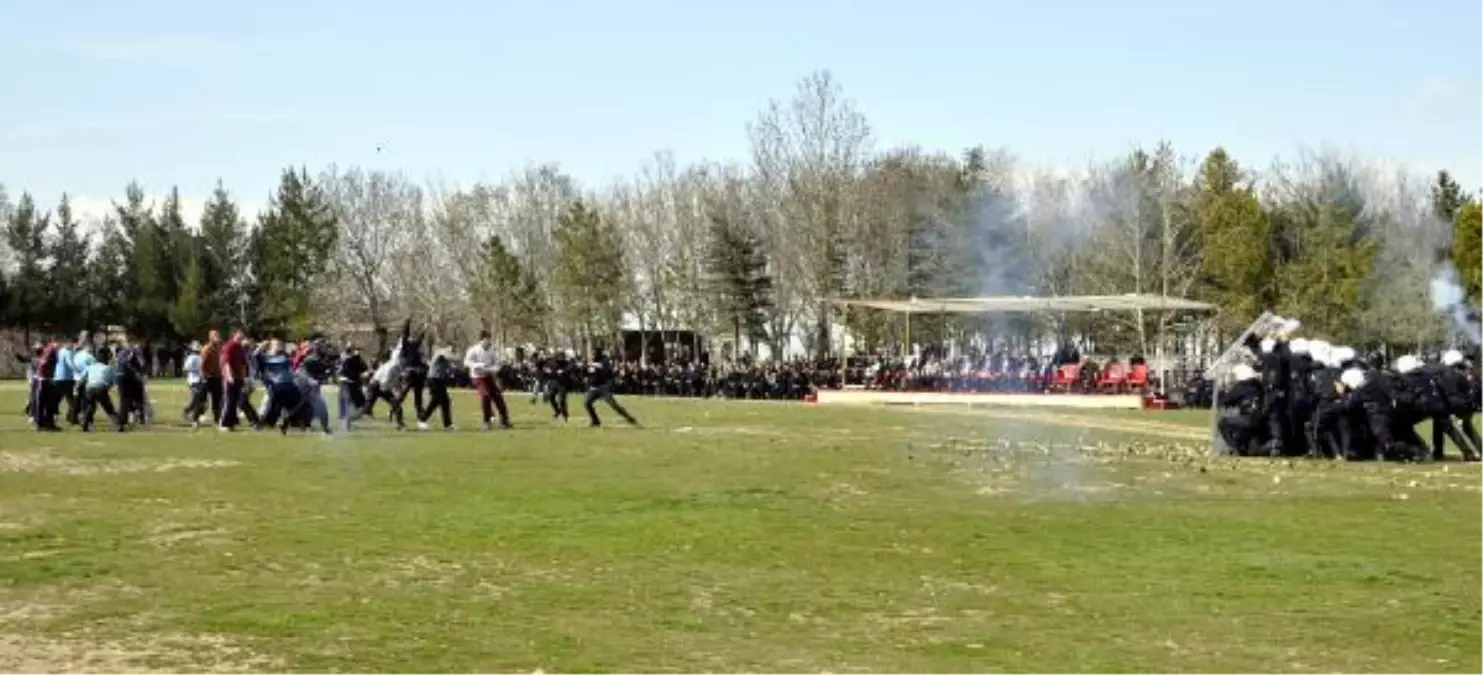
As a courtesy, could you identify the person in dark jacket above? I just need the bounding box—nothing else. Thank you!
[255,340,303,434]
[418,350,456,431]
[1217,364,1265,456]
[114,340,148,427]
[1438,349,1481,458]
[393,318,429,421]
[338,343,369,431]
[583,347,640,428]
[1396,354,1478,461]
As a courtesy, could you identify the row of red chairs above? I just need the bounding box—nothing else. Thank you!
[1045,362,1151,393]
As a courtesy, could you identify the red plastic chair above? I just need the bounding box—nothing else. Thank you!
[1126,363,1149,393]
[1097,361,1128,393]
[1049,363,1081,393]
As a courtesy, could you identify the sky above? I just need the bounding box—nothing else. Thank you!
[1,0,1479,227]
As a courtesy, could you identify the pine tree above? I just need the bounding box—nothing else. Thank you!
[170,237,209,338]
[254,167,338,336]
[113,182,169,338]
[47,194,91,333]
[1269,160,1377,339]
[704,212,773,355]
[1431,170,1471,224]
[1453,203,1483,304]
[88,219,132,332]
[470,234,528,344]
[552,199,627,352]
[1193,148,1273,333]
[157,187,192,305]
[198,180,251,330]
[4,193,51,333]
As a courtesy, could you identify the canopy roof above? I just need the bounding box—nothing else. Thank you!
[833,294,1216,314]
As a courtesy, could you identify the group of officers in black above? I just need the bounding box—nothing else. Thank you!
[1217,334,1481,462]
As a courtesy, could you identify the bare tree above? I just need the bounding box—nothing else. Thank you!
[748,70,872,359]
[320,165,423,334]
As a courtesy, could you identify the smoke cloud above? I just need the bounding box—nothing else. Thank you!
[1430,262,1482,346]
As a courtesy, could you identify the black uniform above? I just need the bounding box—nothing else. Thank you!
[1437,363,1482,459]
[1308,365,1351,459]
[1217,377,1265,456]
[583,350,639,427]
[114,346,148,426]
[393,319,429,419]
[420,355,455,429]
[1411,365,1480,461]
[338,349,369,410]
[545,353,571,420]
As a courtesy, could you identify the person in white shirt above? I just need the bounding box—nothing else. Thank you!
[182,342,208,428]
[363,354,406,431]
[464,331,511,431]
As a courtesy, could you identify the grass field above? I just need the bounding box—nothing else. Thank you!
[0,382,1478,673]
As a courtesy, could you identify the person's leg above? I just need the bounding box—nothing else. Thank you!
[489,382,511,427]
[240,386,261,425]
[584,387,602,426]
[220,381,241,428]
[81,388,98,432]
[98,391,124,432]
[602,389,639,426]
[205,377,223,422]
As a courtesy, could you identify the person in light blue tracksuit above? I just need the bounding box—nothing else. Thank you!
[72,342,95,424]
[52,338,78,425]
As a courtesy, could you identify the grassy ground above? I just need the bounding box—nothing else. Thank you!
[0,382,1478,673]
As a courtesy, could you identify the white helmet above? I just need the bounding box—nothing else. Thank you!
[1290,338,1310,355]
[1231,364,1258,382]
[1332,346,1357,365]
[1394,354,1423,374]
[564,348,576,359]
[1339,367,1367,390]
[1259,338,1277,354]
[1442,349,1465,366]
[1308,341,1332,366]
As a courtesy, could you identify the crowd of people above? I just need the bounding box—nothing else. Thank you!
[16,320,644,435]
[1215,333,1482,462]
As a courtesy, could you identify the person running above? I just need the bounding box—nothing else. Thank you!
[79,347,125,433]
[463,331,510,431]
[583,346,640,428]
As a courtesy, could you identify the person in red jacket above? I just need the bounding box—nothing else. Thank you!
[199,329,224,422]
[219,329,249,430]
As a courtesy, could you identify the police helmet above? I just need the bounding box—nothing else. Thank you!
[1308,341,1332,366]
[1442,349,1465,366]
[1332,346,1357,366]
[1394,354,1423,374]
[1339,367,1367,390]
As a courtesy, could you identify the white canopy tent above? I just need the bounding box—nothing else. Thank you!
[833,294,1216,315]
[832,293,1219,393]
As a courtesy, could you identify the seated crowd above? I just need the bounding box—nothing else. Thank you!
[844,345,1157,395]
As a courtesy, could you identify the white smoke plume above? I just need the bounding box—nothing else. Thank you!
[1430,262,1482,346]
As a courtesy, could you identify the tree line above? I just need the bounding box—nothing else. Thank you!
[1,70,1479,360]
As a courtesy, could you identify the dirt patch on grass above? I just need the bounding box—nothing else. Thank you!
[907,406,1210,442]
[0,451,241,476]
[0,582,276,673]
[0,631,278,674]
[146,523,230,547]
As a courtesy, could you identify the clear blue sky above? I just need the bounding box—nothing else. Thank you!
[1,0,1478,224]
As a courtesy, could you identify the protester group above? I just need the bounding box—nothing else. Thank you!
[19,319,642,434]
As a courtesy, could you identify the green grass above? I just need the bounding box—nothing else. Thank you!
[0,382,1478,673]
